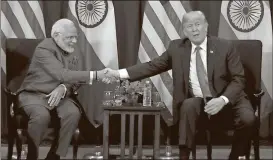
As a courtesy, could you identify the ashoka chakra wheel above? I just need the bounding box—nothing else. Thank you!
[227,0,264,32]
[76,0,108,28]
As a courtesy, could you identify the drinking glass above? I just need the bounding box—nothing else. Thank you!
[102,91,113,106]
[153,92,165,107]
[114,91,123,106]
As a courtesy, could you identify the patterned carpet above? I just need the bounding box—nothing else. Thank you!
[1,144,273,159]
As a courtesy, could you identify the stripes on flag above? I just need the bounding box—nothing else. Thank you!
[1,0,46,73]
[139,0,190,125]
[1,0,46,133]
[218,0,273,119]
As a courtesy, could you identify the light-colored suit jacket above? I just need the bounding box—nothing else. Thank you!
[18,38,90,109]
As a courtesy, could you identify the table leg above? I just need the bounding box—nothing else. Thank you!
[103,111,109,159]
[129,114,135,158]
[137,113,143,159]
[120,113,126,158]
[154,113,160,159]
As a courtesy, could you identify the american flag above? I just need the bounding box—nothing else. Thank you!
[138,0,191,125]
[1,0,46,129]
[1,0,45,75]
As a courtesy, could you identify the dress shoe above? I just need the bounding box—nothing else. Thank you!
[44,152,60,160]
[238,156,246,160]
[179,146,190,160]
[229,155,247,160]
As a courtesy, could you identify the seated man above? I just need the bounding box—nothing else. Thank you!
[16,19,108,160]
[104,11,255,160]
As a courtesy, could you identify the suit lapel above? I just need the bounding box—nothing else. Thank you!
[181,42,191,94]
[207,37,216,82]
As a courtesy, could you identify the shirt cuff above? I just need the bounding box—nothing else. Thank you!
[60,84,67,98]
[118,69,130,80]
[89,71,94,85]
[220,95,229,105]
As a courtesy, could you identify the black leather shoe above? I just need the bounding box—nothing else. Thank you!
[179,146,190,160]
[229,154,247,160]
[45,152,60,160]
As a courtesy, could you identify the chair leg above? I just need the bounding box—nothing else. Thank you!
[253,128,260,160]
[73,128,80,160]
[16,129,23,160]
[206,130,212,160]
[244,139,251,160]
[192,142,196,160]
[7,127,15,160]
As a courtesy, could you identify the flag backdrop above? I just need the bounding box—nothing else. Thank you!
[138,0,191,125]
[1,0,45,80]
[1,0,45,132]
[1,0,273,138]
[218,0,272,120]
[66,0,119,126]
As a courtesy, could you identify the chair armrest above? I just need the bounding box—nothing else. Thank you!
[73,91,78,96]
[10,103,15,117]
[252,89,264,117]
[4,88,17,117]
[253,89,264,98]
[4,88,17,96]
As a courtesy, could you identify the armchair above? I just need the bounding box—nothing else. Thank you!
[5,39,81,160]
[192,40,264,160]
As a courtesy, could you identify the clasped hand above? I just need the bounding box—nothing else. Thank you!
[97,68,120,84]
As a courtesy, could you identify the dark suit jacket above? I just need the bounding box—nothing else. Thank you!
[126,36,246,124]
[17,38,90,110]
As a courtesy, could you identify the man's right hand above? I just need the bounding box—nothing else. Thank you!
[97,68,120,84]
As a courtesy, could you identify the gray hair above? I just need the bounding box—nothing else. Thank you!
[181,11,208,29]
[51,19,75,37]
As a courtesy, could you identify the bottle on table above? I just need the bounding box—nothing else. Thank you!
[143,80,152,106]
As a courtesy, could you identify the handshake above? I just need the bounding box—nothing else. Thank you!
[96,68,120,84]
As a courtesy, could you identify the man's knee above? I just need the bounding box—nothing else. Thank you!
[62,105,81,122]
[26,106,51,125]
[180,97,202,114]
[239,108,255,128]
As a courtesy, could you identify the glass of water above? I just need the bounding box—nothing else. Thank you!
[114,91,123,106]
[152,92,165,108]
[153,92,160,106]
[102,91,113,106]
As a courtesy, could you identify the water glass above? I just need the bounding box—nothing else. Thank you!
[153,92,161,106]
[114,91,123,106]
[102,91,113,106]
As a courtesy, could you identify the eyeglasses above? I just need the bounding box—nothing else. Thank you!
[58,32,78,41]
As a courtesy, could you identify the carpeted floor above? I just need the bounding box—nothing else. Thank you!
[1,144,273,159]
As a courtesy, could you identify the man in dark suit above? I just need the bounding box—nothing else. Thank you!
[17,19,109,160]
[105,11,255,159]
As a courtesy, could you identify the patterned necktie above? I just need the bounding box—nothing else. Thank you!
[195,46,212,98]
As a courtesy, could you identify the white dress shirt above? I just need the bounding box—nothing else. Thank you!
[61,71,94,98]
[190,37,228,104]
[118,37,228,104]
